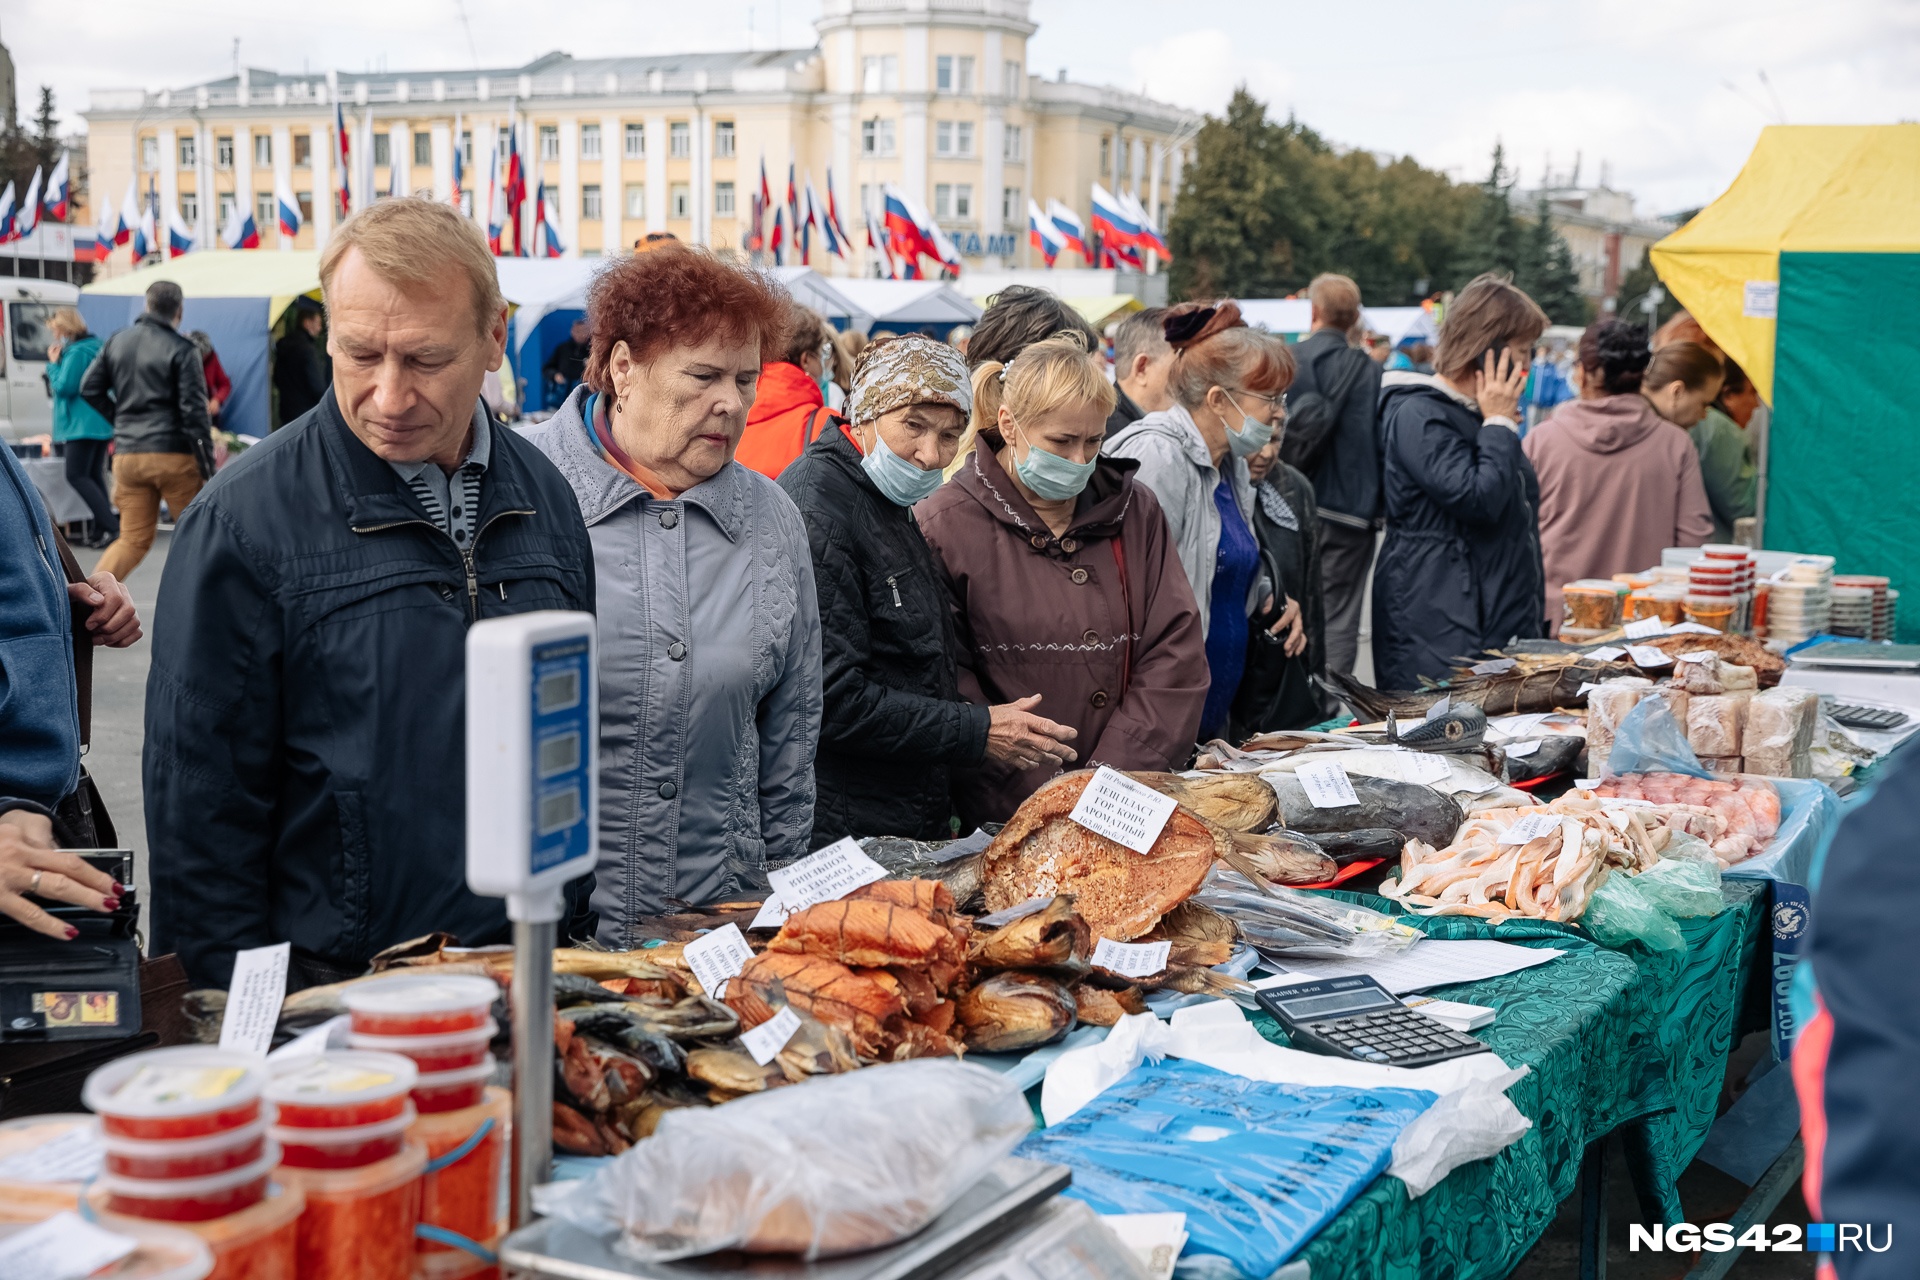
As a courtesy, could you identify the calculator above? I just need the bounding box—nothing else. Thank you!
[1828,703,1909,731]
[1254,975,1491,1067]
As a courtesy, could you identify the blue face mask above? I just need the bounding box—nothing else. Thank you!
[1221,392,1275,459]
[860,430,944,506]
[1013,424,1098,501]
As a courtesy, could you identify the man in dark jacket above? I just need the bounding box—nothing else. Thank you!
[81,281,212,582]
[1282,274,1382,677]
[777,334,1076,845]
[1105,307,1171,436]
[145,200,596,989]
[541,318,591,410]
[273,299,329,426]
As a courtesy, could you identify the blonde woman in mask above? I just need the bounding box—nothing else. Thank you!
[917,336,1207,825]
[1105,302,1302,741]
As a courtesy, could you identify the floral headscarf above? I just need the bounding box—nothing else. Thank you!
[845,333,972,426]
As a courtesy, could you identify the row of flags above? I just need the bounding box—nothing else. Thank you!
[0,154,72,244]
[1031,183,1170,268]
[749,159,858,270]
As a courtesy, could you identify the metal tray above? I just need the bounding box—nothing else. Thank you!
[500,1157,1072,1280]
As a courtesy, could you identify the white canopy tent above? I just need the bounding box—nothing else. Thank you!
[768,267,873,329]
[830,280,982,334]
[1236,299,1433,343]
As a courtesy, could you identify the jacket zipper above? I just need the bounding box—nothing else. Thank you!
[351,507,535,624]
[887,575,902,608]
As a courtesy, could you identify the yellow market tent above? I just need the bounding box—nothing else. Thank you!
[1650,124,1920,637]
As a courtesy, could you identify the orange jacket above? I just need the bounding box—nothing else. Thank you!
[737,361,833,480]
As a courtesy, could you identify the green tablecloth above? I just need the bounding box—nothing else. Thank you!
[1283,880,1767,1278]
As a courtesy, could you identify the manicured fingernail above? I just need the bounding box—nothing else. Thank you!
[103,897,121,911]
[65,925,80,939]
[113,882,126,893]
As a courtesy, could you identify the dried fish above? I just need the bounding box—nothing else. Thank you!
[968,896,1090,971]
[1330,658,1637,718]
[686,1047,785,1096]
[558,1005,688,1074]
[956,972,1077,1052]
[1140,901,1237,969]
[1127,772,1278,831]
[554,973,629,1008]
[1263,772,1465,853]
[1226,829,1338,882]
[1071,983,1147,1027]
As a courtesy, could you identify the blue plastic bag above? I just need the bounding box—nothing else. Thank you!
[1016,1059,1435,1277]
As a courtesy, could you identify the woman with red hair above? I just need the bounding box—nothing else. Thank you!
[526,247,822,941]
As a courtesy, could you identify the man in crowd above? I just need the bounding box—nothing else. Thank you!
[144,199,596,989]
[1105,306,1172,435]
[1283,274,1383,678]
[274,298,329,426]
[542,317,591,409]
[79,281,212,582]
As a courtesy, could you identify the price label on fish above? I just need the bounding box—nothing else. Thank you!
[1069,766,1178,854]
[1092,937,1172,979]
[1469,658,1516,675]
[1675,649,1720,665]
[1295,759,1360,808]
[1622,617,1668,640]
[740,1006,802,1065]
[682,923,755,999]
[1500,813,1564,844]
[1504,739,1543,759]
[976,896,1055,928]
[1586,645,1627,661]
[1626,645,1672,667]
[764,837,887,914]
[1667,621,1721,635]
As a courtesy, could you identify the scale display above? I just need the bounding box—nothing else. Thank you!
[529,638,592,876]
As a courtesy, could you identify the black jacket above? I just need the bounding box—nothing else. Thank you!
[1371,374,1544,690]
[1284,328,1382,528]
[79,314,212,455]
[1105,385,1145,438]
[144,390,596,987]
[1231,463,1328,735]
[777,426,988,846]
[273,325,328,426]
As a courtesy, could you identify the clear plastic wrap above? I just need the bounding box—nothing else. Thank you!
[538,1061,1031,1262]
[1196,868,1422,958]
[1583,874,1685,952]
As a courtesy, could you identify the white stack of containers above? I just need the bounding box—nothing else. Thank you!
[1833,575,1892,640]
[1765,555,1835,649]
[341,975,500,1114]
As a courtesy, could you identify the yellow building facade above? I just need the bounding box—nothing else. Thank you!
[82,0,1193,275]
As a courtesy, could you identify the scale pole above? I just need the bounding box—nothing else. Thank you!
[511,915,556,1228]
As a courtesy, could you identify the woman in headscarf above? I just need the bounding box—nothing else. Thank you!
[526,247,822,942]
[779,335,1079,846]
[918,336,1206,826]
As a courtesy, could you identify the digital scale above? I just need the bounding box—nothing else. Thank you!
[467,612,599,1226]
[1255,975,1490,1068]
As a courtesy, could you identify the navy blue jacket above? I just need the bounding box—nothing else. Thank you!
[1371,374,1544,690]
[145,390,596,987]
[1286,327,1382,529]
[0,447,79,819]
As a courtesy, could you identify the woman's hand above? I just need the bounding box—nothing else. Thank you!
[68,572,142,648]
[48,340,63,364]
[0,810,121,940]
[1473,348,1529,422]
[1267,595,1306,656]
[984,694,1079,771]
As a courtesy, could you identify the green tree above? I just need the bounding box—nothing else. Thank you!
[0,86,66,217]
[1518,194,1590,325]
[1448,145,1525,287]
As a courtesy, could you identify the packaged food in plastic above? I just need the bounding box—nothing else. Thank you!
[276,1140,426,1280]
[1586,680,1652,758]
[1195,868,1421,958]
[342,975,498,1038]
[410,1086,510,1272]
[1633,856,1726,919]
[103,1119,268,1180]
[0,1212,215,1280]
[539,1060,1031,1261]
[98,1143,279,1222]
[1582,874,1685,952]
[267,1051,417,1130]
[1686,692,1751,759]
[1744,686,1820,778]
[84,1048,268,1142]
[273,1106,415,1169]
[88,1178,304,1280]
[0,1113,98,1222]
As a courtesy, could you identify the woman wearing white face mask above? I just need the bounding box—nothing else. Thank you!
[780,335,1083,846]
[1105,303,1304,742]
[918,336,1207,826]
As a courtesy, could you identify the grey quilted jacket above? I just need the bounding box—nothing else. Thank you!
[525,388,822,943]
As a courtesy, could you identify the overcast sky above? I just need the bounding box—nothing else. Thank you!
[9,0,1916,215]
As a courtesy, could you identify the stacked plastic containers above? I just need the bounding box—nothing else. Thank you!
[0,1113,99,1222]
[82,1047,305,1279]
[1833,575,1892,640]
[344,974,505,1277]
[1561,579,1627,642]
[1687,546,1755,634]
[268,1049,428,1280]
[1767,555,1835,649]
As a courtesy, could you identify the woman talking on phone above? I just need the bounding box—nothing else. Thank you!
[1372,273,1551,689]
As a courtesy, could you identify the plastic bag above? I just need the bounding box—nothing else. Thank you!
[1196,868,1422,958]
[1634,854,1725,919]
[1019,1058,1434,1278]
[539,1061,1031,1261]
[1604,697,1707,778]
[1582,872,1685,952]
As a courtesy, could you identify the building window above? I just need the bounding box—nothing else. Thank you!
[861,118,895,157]
[1003,186,1020,223]
[180,193,199,223]
[256,192,274,227]
[582,184,602,219]
[540,125,559,161]
[580,123,601,160]
[861,55,899,93]
[935,121,973,157]
[374,133,391,167]
[253,134,272,167]
[624,183,646,218]
[669,122,690,158]
[216,135,234,169]
[670,182,690,219]
[499,126,512,155]
[141,136,159,170]
[713,121,735,159]
[936,55,974,94]
[624,123,644,158]
[296,191,313,223]
[179,134,197,167]
[293,133,311,168]
[934,183,971,220]
[1100,135,1111,176]
[414,131,431,166]
[217,192,236,225]
[1005,60,1022,95]
[461,130,472,165]
[714,181,735,217]
[1003,125,1023,161]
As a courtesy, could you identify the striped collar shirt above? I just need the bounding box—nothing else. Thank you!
[387,403,493,550]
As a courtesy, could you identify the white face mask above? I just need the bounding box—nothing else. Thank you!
[1217,390,1274,458]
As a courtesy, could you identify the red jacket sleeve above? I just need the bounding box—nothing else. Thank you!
[203,353,232,406]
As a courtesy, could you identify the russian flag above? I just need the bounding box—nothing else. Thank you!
[1090,183,1142,254]
[534,179,564,258]
[504,125,526,256]
[0,181,16,243]
[451,137,464,211]
[785,161,798,245]
[863,211,897,279]
[92,203,119,261]
[43,154,70,223]
[823,170,853,259]
[166,205,196,257]
[882,183,959,275]
[1045,199,1088,264]
[769,205,785,266]
[334,102,352,217]
[15,167,42,240]
[1027,199,1064,267]
[132,206,154,261]
[276,181,302,238]
[1120,189,1171,260]
[221,201,260,250]
[117,182,139,247]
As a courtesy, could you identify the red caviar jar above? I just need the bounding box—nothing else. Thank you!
[342,976,498,1038]
[266,1051,417,1130]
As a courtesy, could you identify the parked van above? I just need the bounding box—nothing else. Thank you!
[2,278,84,444]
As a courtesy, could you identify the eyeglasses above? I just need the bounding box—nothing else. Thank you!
[1228,387,1285,411]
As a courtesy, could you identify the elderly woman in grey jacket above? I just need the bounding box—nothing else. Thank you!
[527,248,821,943]
[1105,303,1304,741]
